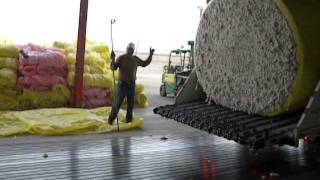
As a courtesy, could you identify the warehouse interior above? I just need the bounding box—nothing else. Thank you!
[0,0,320,179]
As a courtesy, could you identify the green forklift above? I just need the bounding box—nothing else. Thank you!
[160,41,195,96]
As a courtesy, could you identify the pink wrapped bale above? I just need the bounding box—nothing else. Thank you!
[17,44,67,91]
[71,88,112,108]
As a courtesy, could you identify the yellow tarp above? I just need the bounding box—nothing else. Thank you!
[0,107,143,137]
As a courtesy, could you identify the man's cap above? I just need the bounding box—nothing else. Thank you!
[127,42,135,50]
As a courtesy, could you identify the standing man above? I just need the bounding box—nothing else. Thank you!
[108,42,155,125]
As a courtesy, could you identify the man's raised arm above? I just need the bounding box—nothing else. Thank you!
[137,48,155,67]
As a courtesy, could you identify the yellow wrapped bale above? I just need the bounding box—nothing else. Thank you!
[0,107,143,136]
[0,57,17,70]
[135,84,145,94]
[18,85,70,109]
[0,89,20,110]
[100,52,111,64]
[65,52,107,68]
[106,70,119,81]
[68,72,113,88]
[65,53,76,65]
[135,93,149,108]
[0,39,19,58]
[63,45,76,55]
[52,41,69,49]
[85,52,107,67]
[68,65,107,74]
[0,68,17,88]
[87,44,110,54]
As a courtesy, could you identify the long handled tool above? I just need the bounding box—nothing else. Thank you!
[110,19,120,132]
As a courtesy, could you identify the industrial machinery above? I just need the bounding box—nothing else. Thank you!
[154,0,320,149]
[160,41,194,97]
[154,70,320,149]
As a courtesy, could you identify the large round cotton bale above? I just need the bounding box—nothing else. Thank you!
[195,0,320,116]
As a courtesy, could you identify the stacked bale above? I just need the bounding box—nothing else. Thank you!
[195,0,320,116]
[17,44,70,109]
[0,40,19,110]
[54,40,149,109]
[57,42,114,108]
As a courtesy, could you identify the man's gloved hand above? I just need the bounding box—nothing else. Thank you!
[150,47,155,55]
[111,50,116,60]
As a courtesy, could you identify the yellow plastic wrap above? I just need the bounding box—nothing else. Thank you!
[52,41,70,49]
[65,53,76,65]
[0,57,17,70]
[100,52,111,64]
[106,70,119,82]
[0,68,17,88]
[87,44,110,54]
[64,46,76,55]
[120,93,149,108]
[0,113,29,136]
[85,52,106,67]
[18,85,70,109]
[112,81,148,108]
[68,65,107,74]
[0,107,143,136]
[68,72,113,88]
[136,84,145,94]
[0,39,19,58]
[65,52,107,68]
[0,89,19,110]
[135,93,149,108]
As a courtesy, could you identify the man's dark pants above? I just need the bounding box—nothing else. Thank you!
[108,80,135,124]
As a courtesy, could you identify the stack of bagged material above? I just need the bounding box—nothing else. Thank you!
[17,44,70,109]
[53,40,149,109]
[57,41,113,108]
[0,40,19,110]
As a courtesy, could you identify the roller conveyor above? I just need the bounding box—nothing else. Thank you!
[154,101,301,149]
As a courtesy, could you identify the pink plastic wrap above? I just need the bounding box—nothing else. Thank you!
[17,43,67,91]
[18,75,67,91]
[19,44,65,68]
[71,88,112,108]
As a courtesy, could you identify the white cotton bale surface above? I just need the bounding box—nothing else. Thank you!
[195,0,320,116]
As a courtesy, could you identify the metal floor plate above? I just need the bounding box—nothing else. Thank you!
[0,135,319,180]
